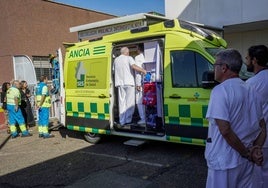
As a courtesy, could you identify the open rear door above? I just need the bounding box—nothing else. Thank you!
[65,43,112,132]
[50,48,65,126]
[58,48,65,125]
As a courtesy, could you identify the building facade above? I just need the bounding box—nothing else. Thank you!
[0,0,115,85]
[165,0,268,57]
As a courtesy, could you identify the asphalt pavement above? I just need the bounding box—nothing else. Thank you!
[0,124,207,188]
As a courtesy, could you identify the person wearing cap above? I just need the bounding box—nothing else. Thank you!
[36,75,54,138]
[6,80,32,138]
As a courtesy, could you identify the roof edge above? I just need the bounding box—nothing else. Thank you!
[70,13,168,33]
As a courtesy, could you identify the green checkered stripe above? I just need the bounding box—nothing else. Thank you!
[93,46,106,55]
[67,125,111,135]
[66,101,110,120]
[164,103,208,127]
[166,135,206,146]
[164,103,208,146]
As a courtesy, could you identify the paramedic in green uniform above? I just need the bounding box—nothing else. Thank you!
[7,80,32,138]
[36,75,54,138]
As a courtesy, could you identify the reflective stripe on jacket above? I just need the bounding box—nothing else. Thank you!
[6,87,21,105]
[36,82,51,107]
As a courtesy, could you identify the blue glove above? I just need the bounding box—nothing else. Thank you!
[144,72,151,82]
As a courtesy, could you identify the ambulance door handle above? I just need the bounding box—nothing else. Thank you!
[169,94,181,99]
[99,94,107,98]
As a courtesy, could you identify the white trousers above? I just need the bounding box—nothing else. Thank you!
[252,147,268,188]
[118,86,135,125]
[136,89,145,121]
[206,161,253,188]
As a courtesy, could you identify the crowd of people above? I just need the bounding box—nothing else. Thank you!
[205,45,268,188]
[113,46,147,126]
[1,75,54,139]
[1,80,33,137]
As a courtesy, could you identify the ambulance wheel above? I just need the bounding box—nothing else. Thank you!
[84,133,101,144]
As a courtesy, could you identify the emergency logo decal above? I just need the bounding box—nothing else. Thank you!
[75,61,86,87]
[93,46,106,55]
[194,92,200,99]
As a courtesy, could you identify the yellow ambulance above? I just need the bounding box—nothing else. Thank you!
[63,19,226,146]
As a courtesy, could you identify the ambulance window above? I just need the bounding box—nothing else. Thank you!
[196,53,212,86]
[170,50,211,87]
[171,51,196,87]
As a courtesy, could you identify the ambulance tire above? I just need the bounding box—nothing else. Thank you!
[84,133,101,144]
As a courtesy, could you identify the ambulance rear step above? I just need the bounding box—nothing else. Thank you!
[123,139,147,146]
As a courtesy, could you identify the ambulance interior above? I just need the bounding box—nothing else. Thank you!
[112,39,165,135]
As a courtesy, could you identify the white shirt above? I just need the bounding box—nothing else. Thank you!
[135,53,145,86]
[114,54,135,87]
[205,78,263,170]
[246,69,268,146]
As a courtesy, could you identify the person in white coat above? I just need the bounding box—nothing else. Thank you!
[135,44,146,125]
[205,49,266,188]
[245,45,268,188]
[114,47,146,126]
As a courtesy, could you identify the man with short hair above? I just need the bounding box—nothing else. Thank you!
[36,75,54,138]
[114,47,146,126]
[245,44,268,187]
[6,80,32,138]
[205,49,266,188]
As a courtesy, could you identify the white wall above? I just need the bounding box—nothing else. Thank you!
[225,29,268,57]
[165,0,268,62]
[165,0,268,28]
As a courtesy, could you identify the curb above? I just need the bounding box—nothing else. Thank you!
[0,124,11,150]
[0,133,11,150]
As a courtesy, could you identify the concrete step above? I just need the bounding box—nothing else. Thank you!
[123,139,146,146]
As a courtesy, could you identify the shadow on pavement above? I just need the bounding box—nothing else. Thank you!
[0,128,207,188]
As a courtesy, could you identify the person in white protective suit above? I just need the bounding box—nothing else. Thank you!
[114,47,146,126]
[135,44,146,125]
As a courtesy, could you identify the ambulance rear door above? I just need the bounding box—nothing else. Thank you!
[65,43,112,133]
